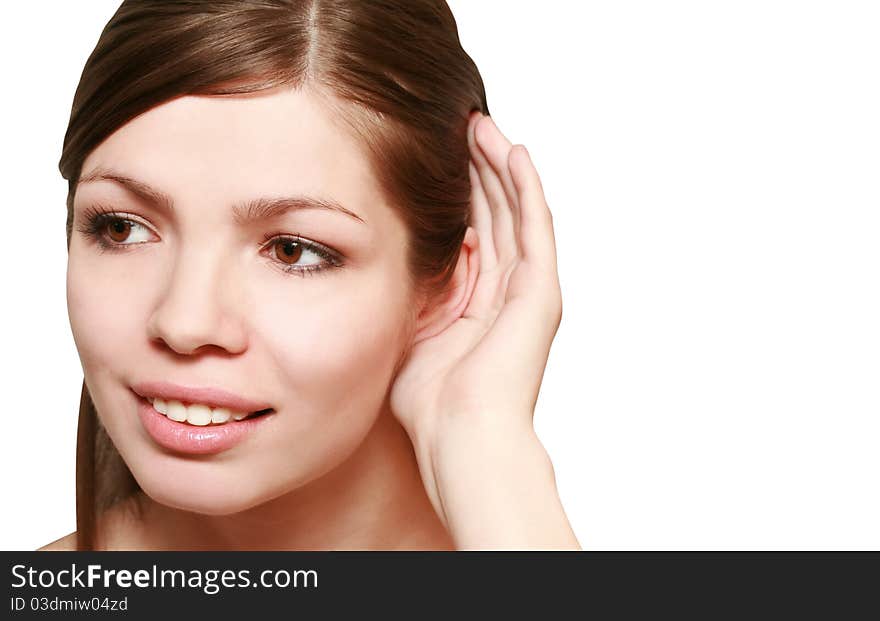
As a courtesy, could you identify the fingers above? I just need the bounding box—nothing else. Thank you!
[468,114,519,266]
[462,112,511,323]
[467,114,497,271]
[465,155,505,321]
[464,113,559,325]
[475,115,522,223]
[508,145,559,279]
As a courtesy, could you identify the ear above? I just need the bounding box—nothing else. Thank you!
[411,226,480,344]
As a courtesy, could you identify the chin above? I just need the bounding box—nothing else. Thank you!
[130,464,283,516]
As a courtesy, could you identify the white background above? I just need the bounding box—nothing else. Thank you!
[1,1,878,550]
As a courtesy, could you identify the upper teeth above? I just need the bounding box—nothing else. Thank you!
[148,397,254,426]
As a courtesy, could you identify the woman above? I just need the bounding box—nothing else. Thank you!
[40,0,580,551]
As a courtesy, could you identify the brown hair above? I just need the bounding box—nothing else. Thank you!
[59,0,488,550]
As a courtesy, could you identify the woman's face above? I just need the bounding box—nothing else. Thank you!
[67,86,418,514]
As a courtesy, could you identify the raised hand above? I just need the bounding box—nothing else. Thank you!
[390,112,578,550]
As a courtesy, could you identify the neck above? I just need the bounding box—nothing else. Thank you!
[103,404,454,550]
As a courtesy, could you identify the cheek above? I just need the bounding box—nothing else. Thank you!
[243,264,415,472]
[66,250,156,476]
[254,266,413,407]
[66,249,148,375]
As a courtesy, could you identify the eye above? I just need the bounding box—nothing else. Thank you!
[262,234,344,277]
[104,218,152,244]
[76,206,156,250]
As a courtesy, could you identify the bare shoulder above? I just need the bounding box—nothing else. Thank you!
[37,531,78,551]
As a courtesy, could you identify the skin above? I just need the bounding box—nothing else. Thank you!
[42,83,579,550]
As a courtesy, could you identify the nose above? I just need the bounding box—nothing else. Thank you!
[146,244,248,356]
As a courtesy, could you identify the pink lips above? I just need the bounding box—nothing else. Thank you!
[136,395,274,455]
[131,381,275,455]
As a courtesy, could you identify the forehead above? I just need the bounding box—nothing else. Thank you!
[78,85,383,225]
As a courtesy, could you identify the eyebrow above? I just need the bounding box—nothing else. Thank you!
[77,167,367,225]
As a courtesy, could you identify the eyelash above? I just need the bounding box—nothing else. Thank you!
[75,205,345,277]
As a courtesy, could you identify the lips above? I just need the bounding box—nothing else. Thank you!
[136,395,274,455]
[130,381,277,454]
[131,380,274,413]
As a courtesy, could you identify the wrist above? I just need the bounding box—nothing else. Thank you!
[428,414,578,550]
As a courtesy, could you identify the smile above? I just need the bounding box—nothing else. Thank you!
[147,397,274,426]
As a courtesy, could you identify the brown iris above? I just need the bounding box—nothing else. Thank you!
[275,239,303,265]
[107,219,132,243]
